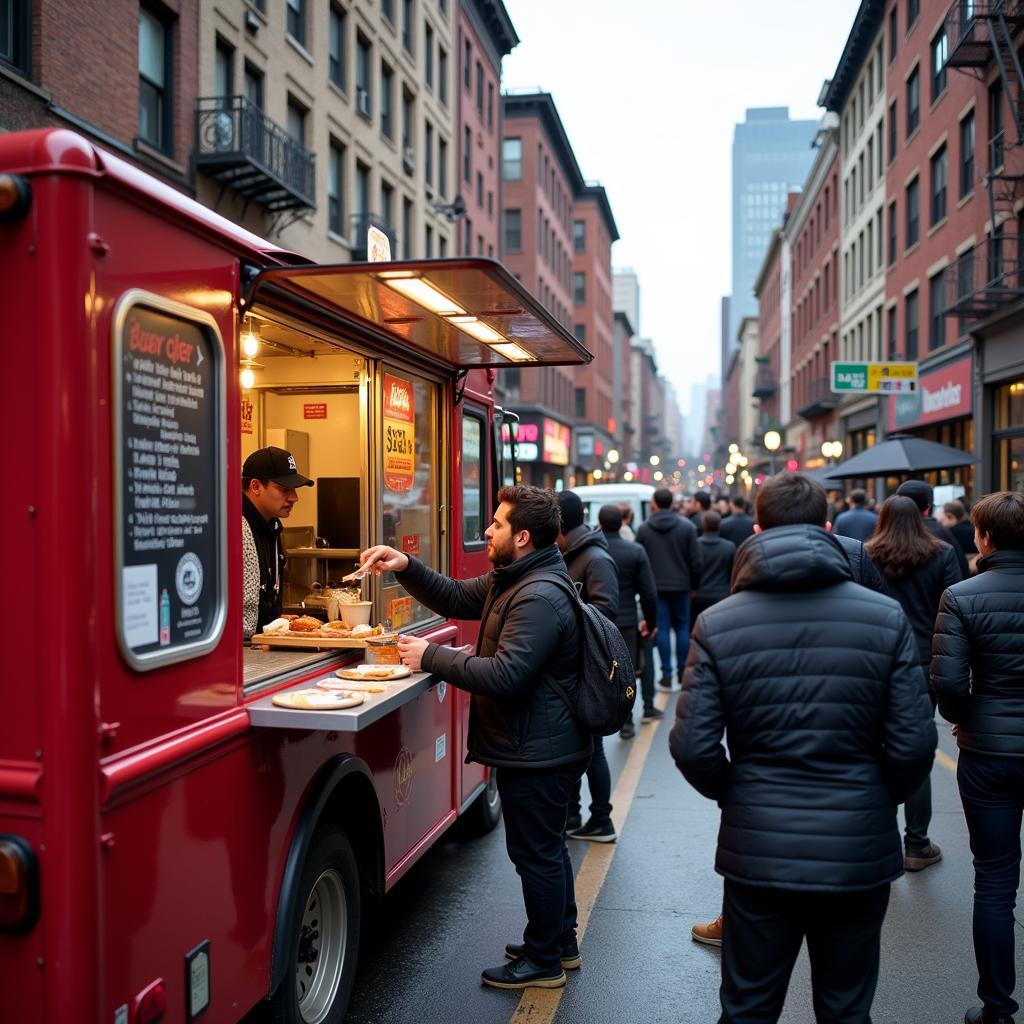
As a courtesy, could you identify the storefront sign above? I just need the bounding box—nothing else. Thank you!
[514,420,540,463]
[576,432,595,458]
[303,402,327,419]
[383,373,415,491]
[368,225,392,263]
[388,596,414,629]
[401,534,420,556]
[832,361,918,394]
[889,354,973,430]
[114,292,226,671]
[542,418,571,466]
[240,395,253,435]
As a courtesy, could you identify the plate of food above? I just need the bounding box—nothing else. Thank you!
[271,688,365,710]
[334,663,412,682]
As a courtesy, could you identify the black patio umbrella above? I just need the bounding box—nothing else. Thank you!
[802,466,845,488]
[825,433,977,479]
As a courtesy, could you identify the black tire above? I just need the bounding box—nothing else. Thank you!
[270,825,361,1024]
[459,772,502,836]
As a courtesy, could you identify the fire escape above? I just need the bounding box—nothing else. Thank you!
[942,1,1024,319]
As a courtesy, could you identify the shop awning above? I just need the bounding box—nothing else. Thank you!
[245,258,593,370]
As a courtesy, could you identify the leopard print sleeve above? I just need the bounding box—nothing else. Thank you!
[242,517,260,639]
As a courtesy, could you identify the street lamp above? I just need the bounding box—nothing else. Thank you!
[649,454,661,467]
[763,429,782,476]
[821,440,844,462]
[608,449,620,464]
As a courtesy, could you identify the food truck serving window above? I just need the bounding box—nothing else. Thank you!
[113,291,227,671]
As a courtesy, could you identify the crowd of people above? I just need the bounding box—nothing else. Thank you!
[356,473,1024,1024]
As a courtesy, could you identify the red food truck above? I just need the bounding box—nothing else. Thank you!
[0,128,590,1024]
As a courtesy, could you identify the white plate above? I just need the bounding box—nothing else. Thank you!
[271,688,364,710]
[334,664,411,680]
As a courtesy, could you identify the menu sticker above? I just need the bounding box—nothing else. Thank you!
[114,292,226,671]
[383,373,415,492]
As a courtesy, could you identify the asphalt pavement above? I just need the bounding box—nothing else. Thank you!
[341,695,1024,1024]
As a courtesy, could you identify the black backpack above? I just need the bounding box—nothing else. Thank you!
[498,571,636,736]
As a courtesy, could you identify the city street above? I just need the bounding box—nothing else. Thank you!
[335,695,1023,1024]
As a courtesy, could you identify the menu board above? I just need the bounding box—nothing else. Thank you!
[382,373,415,492]
[114,292,226,671]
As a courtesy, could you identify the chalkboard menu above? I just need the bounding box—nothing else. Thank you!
[113,291,227,671]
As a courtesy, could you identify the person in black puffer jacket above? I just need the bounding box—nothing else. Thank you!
[931,492,1024,1024]
[670,473,936,1024]
[690,510,736,629]
[558,491,620,843]
[360,485,591,991]
[866,495,962,872]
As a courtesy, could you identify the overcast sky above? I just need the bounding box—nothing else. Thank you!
[502,0,862,412]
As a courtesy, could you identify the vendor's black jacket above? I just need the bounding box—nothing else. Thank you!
[695,534,735,602]
[669,524,936,892]
[561,524,619,624]
[243,493,285,631]
[636,509,703,593]
[931,549,1024,757]
[878,544,962,666]
[398,546,591,769]
[603,530,657,629]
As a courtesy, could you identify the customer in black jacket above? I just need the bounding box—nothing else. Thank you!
[671,473,936,1024]
[931,492,1024,1024]
[691,510,735,627]
[557,491,620,843]
[718,495,755,546]
[637,487,703,689]
[866,495,961,872]
[599,503,659,738]
[898,479,971,578]
[362,485,591,991]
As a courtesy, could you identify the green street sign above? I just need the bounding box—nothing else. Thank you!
[830,361,917,394]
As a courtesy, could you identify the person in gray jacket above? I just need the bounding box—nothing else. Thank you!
[691,510,736,629]
[361,485,591,991]
[558,490,620,843]
[636,487,702,689]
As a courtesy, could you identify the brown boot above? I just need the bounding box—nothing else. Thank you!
[691,914,723,947]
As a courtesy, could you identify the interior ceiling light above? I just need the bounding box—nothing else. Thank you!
[447,315,506,345]
[240,367,256,390]
[242,330,260,359]
[488,341,534,362]
[379,275,466,316]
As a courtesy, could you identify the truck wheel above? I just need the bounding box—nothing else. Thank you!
[460,772,502,836]
[271,826,361,1024]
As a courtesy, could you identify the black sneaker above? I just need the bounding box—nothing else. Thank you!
[481,955,566,989]
[964,1006,1016,1024]
[619,721,636,739]
[505,939,581,970]
[655,676,675,692]
[567,818,617,843]
[641,706,664,723]
[565,813,582,833]
[905,842,942,871]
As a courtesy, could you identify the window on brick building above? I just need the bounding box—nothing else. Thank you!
[286,96,307,148]
[463,37,471,89]
[888,200,897,266]
[1,0,29,75]
[382,0,393,21]
[889,7,898,61]
[439,46,448,105]
[424,23,433,88]
[931,29,948,101]
[887,305,897,359]
[476,61,483,116]
[573,220,585,253]
[575,388,586,419]
[905,289,919,359]
[931,145,947,225]
[380,62,394,139]
[329,5,347,90]
[139,6,174,153]
[573,324,586,345]
[438,137,447,196]
[402,0,413,54]
[888,99,897,163]
[907,0,920,29]
[960,111,975,198]
[503,209,521,252]
[424,120,433,185]
[244,62,264,110]
[929,273,946,351]
[463,125,471,181]
[356,33,372,119]
[402,197,413,259]
[287,0,306,46]
[328,138,345,236]
[573,272,585,305]
[990,80,1005,168]
[502,137,522,181]
[906,66,920,137]
[905,177,920,248]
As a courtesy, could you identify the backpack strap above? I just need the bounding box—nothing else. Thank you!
[494,570,582,722]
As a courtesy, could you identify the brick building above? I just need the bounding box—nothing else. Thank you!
[456,0,518,259]
[0,0,199,192]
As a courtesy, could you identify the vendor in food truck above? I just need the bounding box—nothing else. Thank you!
[242,446,314,639]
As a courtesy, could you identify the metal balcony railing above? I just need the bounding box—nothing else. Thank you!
[195,96,316,212]
[752,362,777,400]
[946,1,1024,67]
[796,377,840,422]
[943,234,1024,318]
[349,214,397,261]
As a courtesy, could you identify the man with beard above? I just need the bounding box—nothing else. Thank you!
[359,485,591,990]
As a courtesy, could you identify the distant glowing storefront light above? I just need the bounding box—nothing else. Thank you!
[608,449,620,464]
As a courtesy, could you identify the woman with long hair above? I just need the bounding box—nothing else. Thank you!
[866,494,962,871]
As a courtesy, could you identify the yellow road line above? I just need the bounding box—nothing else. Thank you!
[936,749,957,773]
[510,692,672,1024]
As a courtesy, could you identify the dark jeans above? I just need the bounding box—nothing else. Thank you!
[720,879,890,1024]
[568,735,611,825]
[619,625,655,713]
[497,757,589,968]
[903,687,936,851]
[958,751,1024,1017]
[656,591,691,679]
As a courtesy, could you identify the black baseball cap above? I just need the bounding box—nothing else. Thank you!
[896,479,933,512]
[242,446,314,488]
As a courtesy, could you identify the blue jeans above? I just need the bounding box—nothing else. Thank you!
[656,592,691,680]
[958,751,1024,1017]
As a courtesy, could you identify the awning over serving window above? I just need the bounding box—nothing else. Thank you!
[245,258,593,369]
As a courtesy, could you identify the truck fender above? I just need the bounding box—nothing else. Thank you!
[267,753,383,997]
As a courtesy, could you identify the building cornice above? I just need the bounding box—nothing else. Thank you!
[579,183,620,241]
[823,0,887,113]
[502,91,586,194]
[463,0,520,69]
[785,131,839,238]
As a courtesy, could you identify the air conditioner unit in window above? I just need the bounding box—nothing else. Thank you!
[403,146,416,174]
[356,88,371,120]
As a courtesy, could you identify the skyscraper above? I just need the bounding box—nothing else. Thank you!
[731,108,818,345]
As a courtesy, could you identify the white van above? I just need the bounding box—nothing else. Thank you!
[571,483,656,530]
